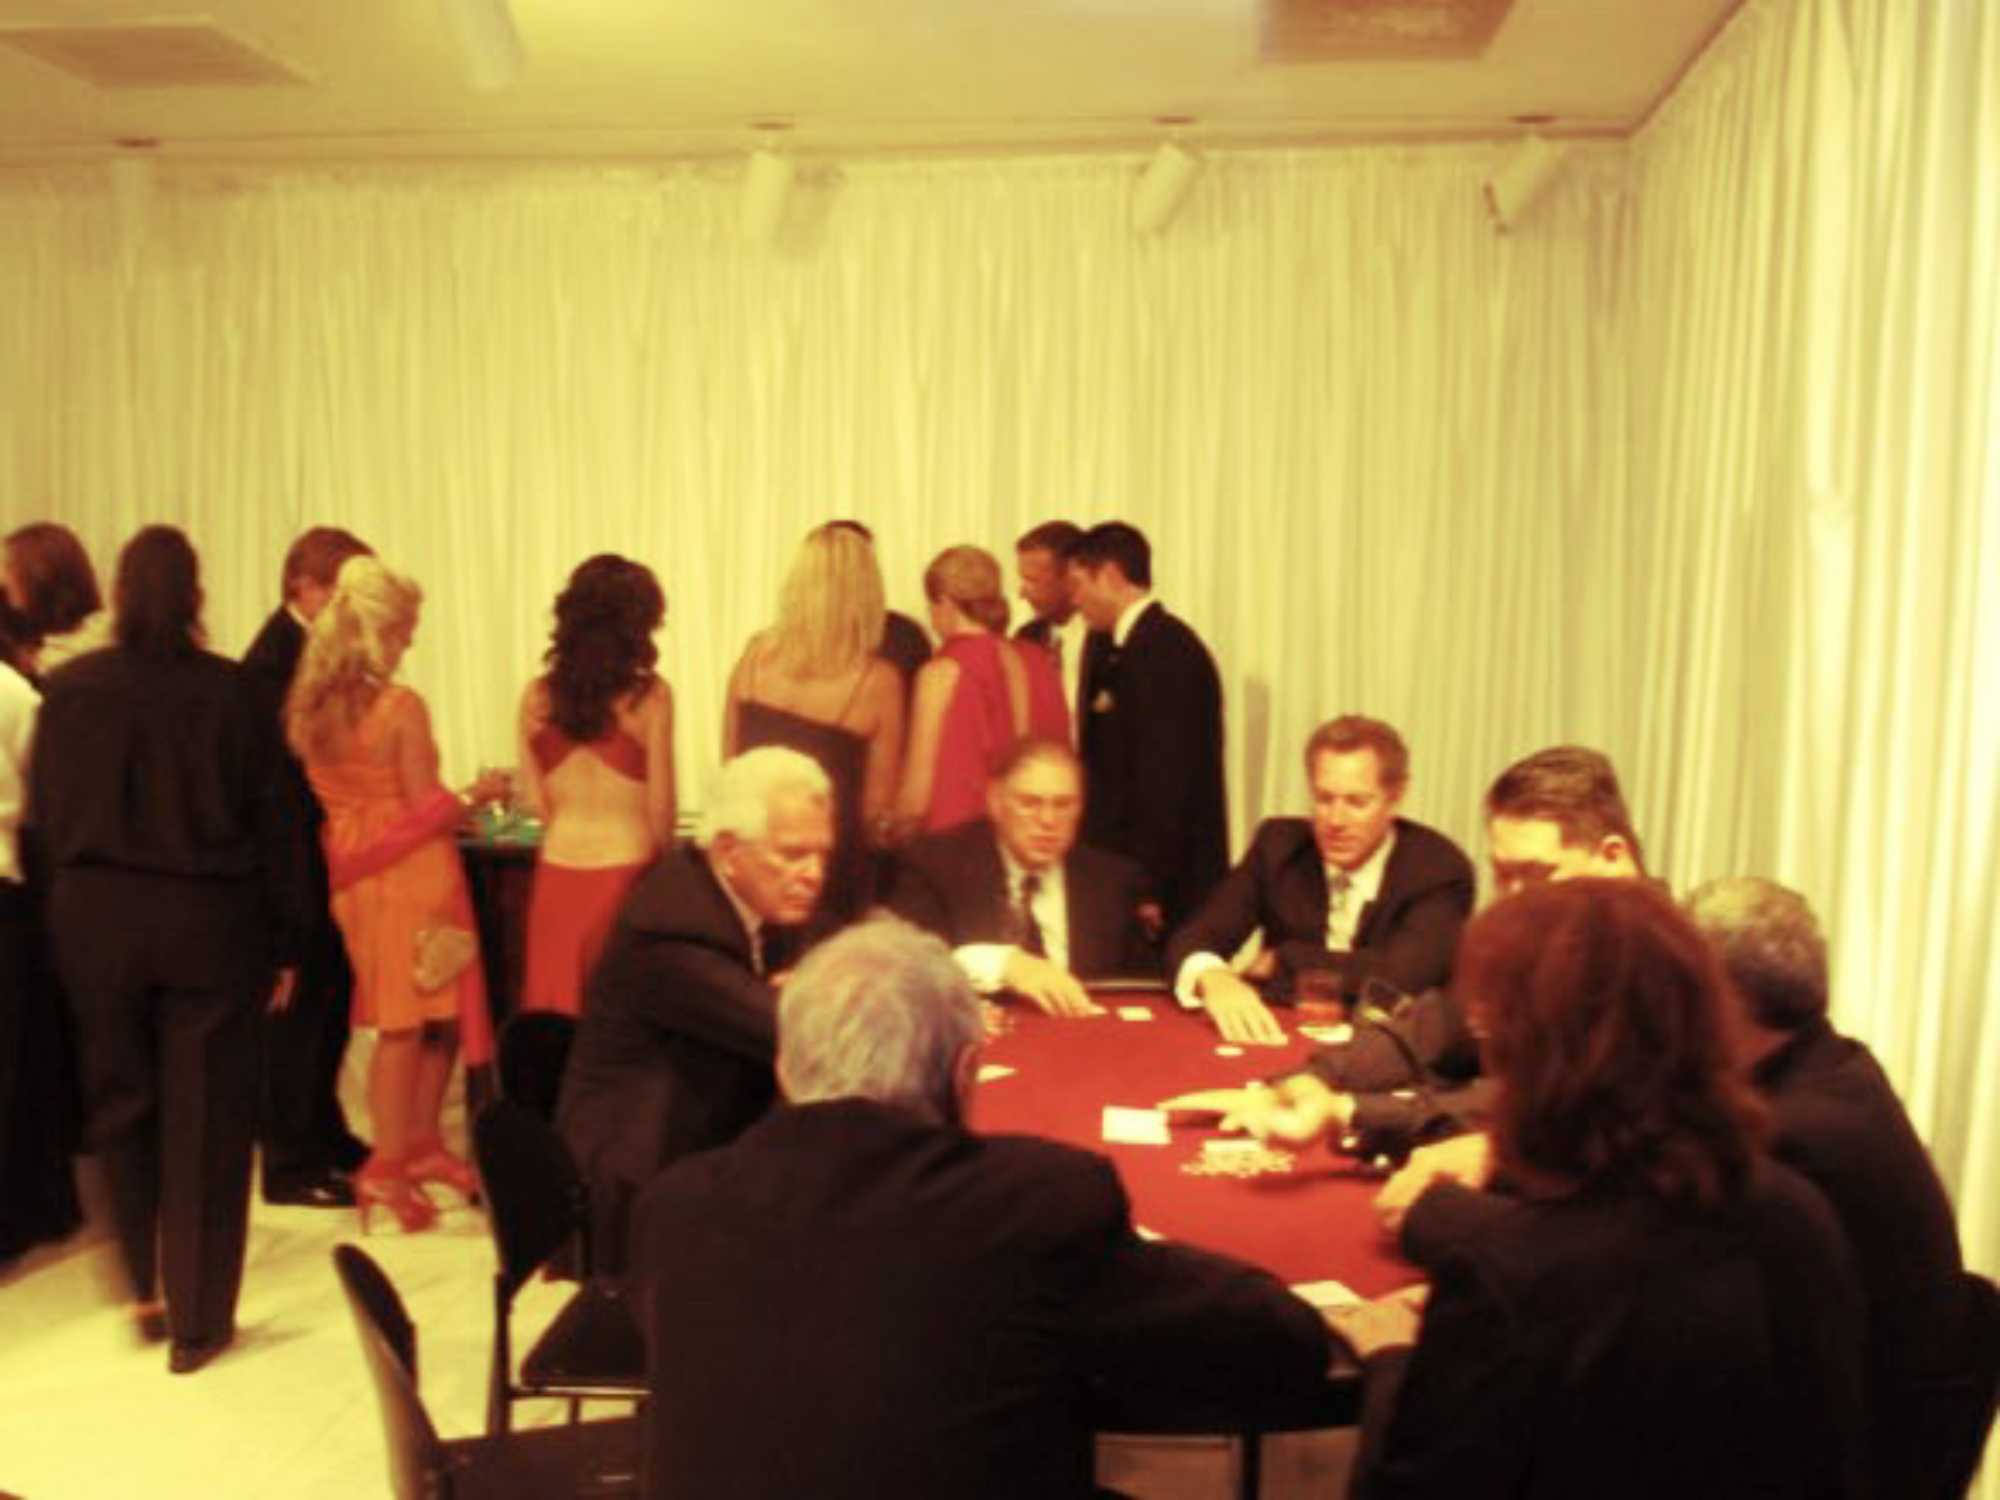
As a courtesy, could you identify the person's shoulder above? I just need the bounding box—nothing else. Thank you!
[1389,817,1476,878]
[905,817,994,865]
[1068,838,1143,886]
[963,1132,1126,1227]
[1249,817,1316,859]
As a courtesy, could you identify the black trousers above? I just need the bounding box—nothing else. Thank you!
[0,876,82,1263]
[49,869,267,1345]
[260,885,359,1186]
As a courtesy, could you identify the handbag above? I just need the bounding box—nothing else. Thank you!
[413,925,478,993]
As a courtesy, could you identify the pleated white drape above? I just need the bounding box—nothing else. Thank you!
[1,0,1992,1318]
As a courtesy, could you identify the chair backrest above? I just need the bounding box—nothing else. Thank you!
[496,1011,578,1120]
[474,1097,591,1297]
[332,1243,451,1500]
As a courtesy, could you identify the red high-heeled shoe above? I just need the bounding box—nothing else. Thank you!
[356,1157,439,1235]
[405,1138,481,1205]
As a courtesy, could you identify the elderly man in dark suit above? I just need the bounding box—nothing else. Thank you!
[557,746,833,1273]
[632,916,1332,1500]
[1167,715,1475,1046]
[1069,521,1227,934]
[239,525,371,1207]
[889,736,1154,1017]
[1688,877,1998,1500]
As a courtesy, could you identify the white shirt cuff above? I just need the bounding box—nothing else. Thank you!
[1173,952,1227,1009]
[956,943,1015,994]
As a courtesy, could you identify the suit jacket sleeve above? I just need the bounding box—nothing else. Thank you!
[1071,1156,1334,1424]
[1334,825,1475,1000]
[1164,821,1296,977]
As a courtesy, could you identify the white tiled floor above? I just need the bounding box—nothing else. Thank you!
[0,1042,588,1500]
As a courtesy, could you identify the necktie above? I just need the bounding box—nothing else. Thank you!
[1017,872,1048,958]
[1326,871,1353,947]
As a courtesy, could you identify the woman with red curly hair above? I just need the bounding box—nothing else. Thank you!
[1351,879,1867,1499]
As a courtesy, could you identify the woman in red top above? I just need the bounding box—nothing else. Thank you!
[516,555,675,1015]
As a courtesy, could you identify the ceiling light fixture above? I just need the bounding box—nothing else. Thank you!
[436,0,525,92]
[741,124,797,248]
[1482,134,1567,234]
[1132,119,1202,235]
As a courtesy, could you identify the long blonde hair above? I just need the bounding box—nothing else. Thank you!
[767,523,886,677]
[286,556,423,761]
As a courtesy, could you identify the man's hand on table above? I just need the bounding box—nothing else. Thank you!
[1322,1284,1430,1361]
[1196,970,1288,1045]
[1372,1131,1493,1236]
[1158,1074,1353,1147]
[1001,952,1105,1018]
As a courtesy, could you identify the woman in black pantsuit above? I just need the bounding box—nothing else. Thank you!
[32,527,298,1374]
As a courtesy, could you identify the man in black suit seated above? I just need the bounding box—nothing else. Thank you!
[1688,877,1998,1500]
[239,525,372,1207]
[888,737,1154,1017]
[1012,519,1085,734]
[558,746,833,1273]
[631,916,1332,1500]
[1070,520,1228,935]
[1166,715,1475,1046]
[1167,746,1644,1159]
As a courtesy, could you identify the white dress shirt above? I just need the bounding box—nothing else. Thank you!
[955,852,1071,991]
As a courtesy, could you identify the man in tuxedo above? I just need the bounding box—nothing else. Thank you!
[1069,521,1227,934]
[1012,519,1085,734]
[1167,715,1475,1045]
[631,916,1332,1500]
[1688,877,1998,1500]
[239,526,371,1207]
[558,746,833,1272]
[888,737,1154,1016]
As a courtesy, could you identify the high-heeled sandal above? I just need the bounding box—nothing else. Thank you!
[405,1137,481,1205]
[356,1156,439,1235]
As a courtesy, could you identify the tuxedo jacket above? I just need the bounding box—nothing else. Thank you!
[1077,603,1227,929]
[558,844,811,1271]
[1166,816,1475,1002]
[634,1099,1332,1500]
[239,608,330,957]
[886,819,1158,980]
[1357,1166,1868,1499]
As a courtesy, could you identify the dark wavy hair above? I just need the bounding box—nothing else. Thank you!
[544,554,665,742]
[4,522,102,642]
[113,525,204,655]
[1460,878,1765,1209]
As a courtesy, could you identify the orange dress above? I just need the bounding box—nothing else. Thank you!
[308,685,488,1038]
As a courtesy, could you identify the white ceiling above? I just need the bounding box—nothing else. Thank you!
[0,0,1742,166]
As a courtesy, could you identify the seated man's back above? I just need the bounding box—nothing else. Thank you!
[634,918,1330,1500]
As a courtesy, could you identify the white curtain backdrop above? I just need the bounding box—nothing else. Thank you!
[1,0,1992,1339]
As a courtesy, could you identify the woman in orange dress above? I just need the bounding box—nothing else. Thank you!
[287,557,502,1232]
[516,554,675,1015]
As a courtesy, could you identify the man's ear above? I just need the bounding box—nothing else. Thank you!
[1595,834,1635,874]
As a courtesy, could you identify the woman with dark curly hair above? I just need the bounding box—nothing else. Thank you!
[2,522,110,677]
[517,554,675,1015]
[1347,879,1867,1499]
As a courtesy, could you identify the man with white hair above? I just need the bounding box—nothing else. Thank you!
[558,746,834,1272]
[632,916,1331,1499]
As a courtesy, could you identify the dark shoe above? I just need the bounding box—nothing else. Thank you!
[331,1132,371,1174]
[263,1169,357,1208]
[168,1332,233,1375]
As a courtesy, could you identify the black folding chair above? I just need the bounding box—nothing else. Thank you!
[473,1098,647,1434]
[331,1243,640,1500]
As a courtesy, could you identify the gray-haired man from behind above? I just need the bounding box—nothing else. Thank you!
[1687,877,1998,1500]
[557,746,834,1273]
[632,917,1334,1499]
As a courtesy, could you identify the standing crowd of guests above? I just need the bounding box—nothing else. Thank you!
[1,512,1992,1497]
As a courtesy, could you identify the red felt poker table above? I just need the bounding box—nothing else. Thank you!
[971,986,1421,1300]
